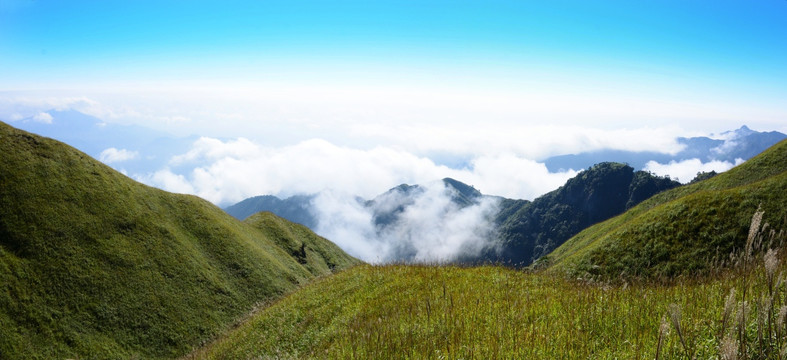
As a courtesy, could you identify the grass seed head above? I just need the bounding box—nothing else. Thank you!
[720,334,738,360]
[765,248,779,280]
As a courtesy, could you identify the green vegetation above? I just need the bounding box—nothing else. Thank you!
[243,212,356,276]
[494,162,680,266]
[4,118,786,360]
[193,222,787,359]
[548,139,787,280]
[0,122,359,359]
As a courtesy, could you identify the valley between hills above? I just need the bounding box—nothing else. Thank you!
[2,120,787,359]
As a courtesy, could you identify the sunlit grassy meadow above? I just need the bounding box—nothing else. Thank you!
[192,218,787,359]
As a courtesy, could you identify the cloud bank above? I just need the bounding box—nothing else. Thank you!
[99,148,139,163]
[32,112,53,124]
[311,181,501,263]
[135,137,569,263]
[644,158,744,183]
[138,136,578,206]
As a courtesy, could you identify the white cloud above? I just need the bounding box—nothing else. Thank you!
[170,137,259,165]
[0,95,107,121]
[139,137,578,206]
[644,158,744,183]
[311,181,500,263]
[135,169,195,195]
[4,85,773,158]
[134,136,575,263]
[32,112,53,124]
[462,154,578,200]
[310,191,384,261]
[355,123,688,160]
[99,148,139,163]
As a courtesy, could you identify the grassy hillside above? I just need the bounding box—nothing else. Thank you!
[0,122,359,359]
[243,212,358,276]
[191,248,787,359]
[547,139,787,280]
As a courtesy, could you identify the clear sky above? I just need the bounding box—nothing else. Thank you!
[1,0,786,203]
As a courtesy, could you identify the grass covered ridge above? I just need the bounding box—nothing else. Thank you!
[0,122,360,359]
[547,138,787,280]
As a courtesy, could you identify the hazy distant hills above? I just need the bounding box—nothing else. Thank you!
[365,178,486,227]
[8,109,197,174]
[0,121,359,359]
[544,125,786,173]
[225,194,319,228]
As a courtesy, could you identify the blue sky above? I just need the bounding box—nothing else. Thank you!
[1,0,786,203]
[3,0,786,92]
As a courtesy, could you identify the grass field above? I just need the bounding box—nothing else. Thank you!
[192,211,787,359]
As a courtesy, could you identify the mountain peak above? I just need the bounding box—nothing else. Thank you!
[441,177,482,200]
[733,125,756,137]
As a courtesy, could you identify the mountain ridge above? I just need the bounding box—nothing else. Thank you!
[0,121,359,359]
[227,167,679,265]
[546,138,787,280]
[489,162,680,265]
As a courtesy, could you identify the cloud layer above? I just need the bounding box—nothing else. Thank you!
[644,158,744,184]
[138,136,579,205]
[311,182,501,263]
[99,148,139,163]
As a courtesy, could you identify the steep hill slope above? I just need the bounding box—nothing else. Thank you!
[492,162,680,266]
[243,212,357,275]
[0,122,359,359]
[548,139,787,280]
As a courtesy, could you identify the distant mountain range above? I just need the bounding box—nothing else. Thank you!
[8,109,198,174]
[225,125,785,266]
[225,195,319,229]
[543,125,786,172]
[226,164,681,265]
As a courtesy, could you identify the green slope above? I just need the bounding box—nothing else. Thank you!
[547,139,787,280]
[243,211,358,276]
[0,122,359,359]
[492,162,680,266]
[191,258,784,359]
